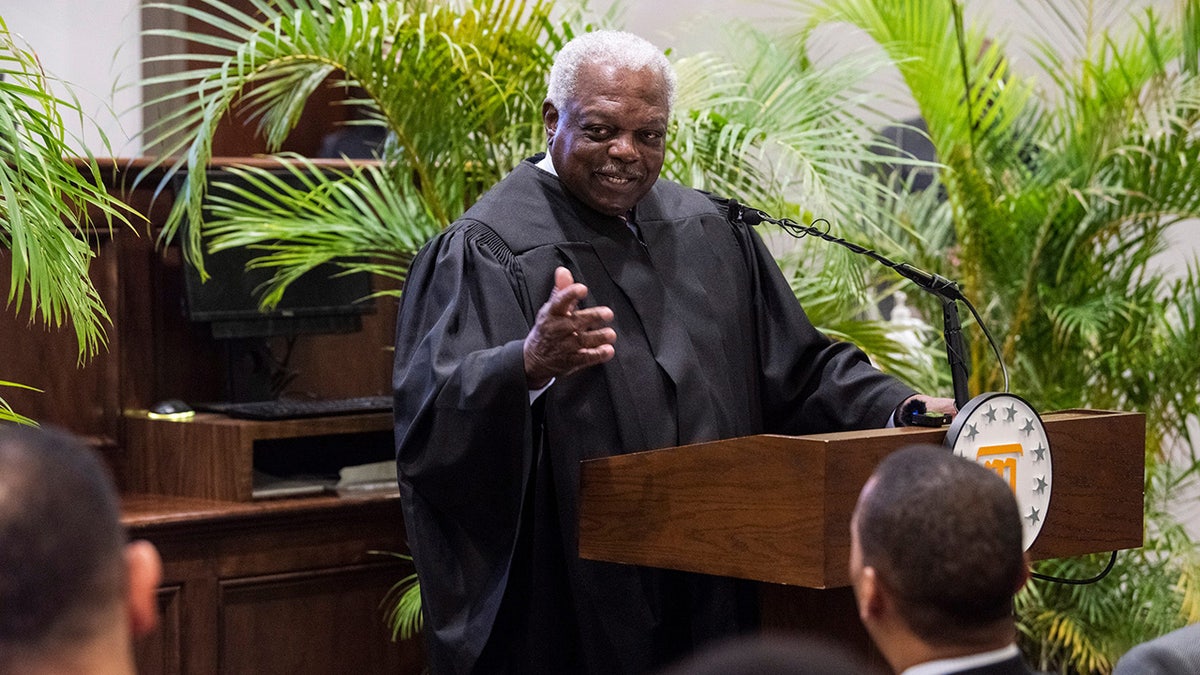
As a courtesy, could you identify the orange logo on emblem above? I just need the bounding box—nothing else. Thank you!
[976,443,1024,493]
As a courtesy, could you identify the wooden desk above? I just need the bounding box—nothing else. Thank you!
[126,411,395,502]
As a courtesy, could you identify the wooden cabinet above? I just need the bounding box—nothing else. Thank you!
[0,158,425,673]
[125,493,425,675]
[120,411,423,674]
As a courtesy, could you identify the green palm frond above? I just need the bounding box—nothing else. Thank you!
[664,25,956,384]
[139,0,585,278]
[201,155,440,304]
[667,27,905,228]
[369,550,423,641]
[0,380,39,425]
[1,17,135,363]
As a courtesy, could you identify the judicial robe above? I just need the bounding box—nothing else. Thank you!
[392,156,916,674]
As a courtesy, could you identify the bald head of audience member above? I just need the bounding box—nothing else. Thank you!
[0,425,161,675]
[850,444,1030,673]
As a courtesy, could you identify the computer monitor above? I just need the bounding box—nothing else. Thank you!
[173,167,375,403]
[176,168,374,340]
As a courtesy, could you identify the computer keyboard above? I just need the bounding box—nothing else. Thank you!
[198,395,393,421]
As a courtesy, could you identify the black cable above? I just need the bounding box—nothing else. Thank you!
[1030,550,1119,585]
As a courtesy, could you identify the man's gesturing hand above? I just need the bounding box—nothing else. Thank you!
[523,267,616,389]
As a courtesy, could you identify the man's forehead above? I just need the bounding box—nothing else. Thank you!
[572,100,668,125]
[576,61,666,93]
[568,76,668,123]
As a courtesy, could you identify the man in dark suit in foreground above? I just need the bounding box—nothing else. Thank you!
[849,444,1034,674]
[1115,622,1200,674]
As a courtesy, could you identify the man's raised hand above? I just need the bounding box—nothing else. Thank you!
[523,267,616,389]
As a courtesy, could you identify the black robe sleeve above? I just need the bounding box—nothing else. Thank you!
[392,221,536,674]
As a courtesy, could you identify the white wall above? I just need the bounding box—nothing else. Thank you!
[0,0,1182,159]
[1,0,142,155]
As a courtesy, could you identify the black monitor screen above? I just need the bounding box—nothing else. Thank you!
[176,168,374,339]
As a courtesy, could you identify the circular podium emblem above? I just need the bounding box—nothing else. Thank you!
[943,392,1052,550]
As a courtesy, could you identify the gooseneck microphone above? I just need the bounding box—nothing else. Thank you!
[723,198,1008,408]
[726,199,965,301]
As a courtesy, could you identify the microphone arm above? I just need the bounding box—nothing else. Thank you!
[725,199,1005,408]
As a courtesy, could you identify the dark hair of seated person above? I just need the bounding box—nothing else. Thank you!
[855,444,1026,646]
[656,633,882,675]
[0,424,161,674]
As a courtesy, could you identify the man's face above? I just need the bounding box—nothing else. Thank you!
[543,61,669,216]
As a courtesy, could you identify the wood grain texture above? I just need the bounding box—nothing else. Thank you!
[125,412,393,501]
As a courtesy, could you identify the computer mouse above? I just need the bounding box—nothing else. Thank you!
[148,398,195,419]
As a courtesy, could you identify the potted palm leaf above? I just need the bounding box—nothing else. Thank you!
[0,16,136,424]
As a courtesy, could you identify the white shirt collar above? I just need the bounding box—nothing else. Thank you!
[901,644,1020,675]
[535,152,557,175]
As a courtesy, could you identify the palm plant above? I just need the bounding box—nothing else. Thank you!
[138,0,592,296]
[139,0,934,365]
[0,16,135,424]
[796,0,1200,671]
[665,31,953,385]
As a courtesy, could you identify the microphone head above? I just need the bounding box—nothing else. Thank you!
[740,207,765,226]
[726,198,766,226]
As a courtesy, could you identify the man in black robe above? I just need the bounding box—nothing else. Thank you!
[393,30,956,675]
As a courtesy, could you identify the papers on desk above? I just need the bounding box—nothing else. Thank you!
[251,461,397,500]
[333,460,399,495]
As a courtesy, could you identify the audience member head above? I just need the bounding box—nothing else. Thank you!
[849,443,1028,672]
[543,30,676,216]
[0,424,161,675]
[657,633,878,675]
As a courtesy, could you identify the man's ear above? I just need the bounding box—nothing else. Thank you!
[857,566,887,622]
[1015,552,1032,594]
[542,100,559,147]
[125,539,163,638]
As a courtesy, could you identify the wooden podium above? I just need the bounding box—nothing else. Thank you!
[578,409,1144,647]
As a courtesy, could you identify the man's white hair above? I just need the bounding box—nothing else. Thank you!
[546,30,677,111]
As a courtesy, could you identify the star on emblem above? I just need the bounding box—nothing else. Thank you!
[1021,418,1036,435]
[1004,403,1018,422]
[1032,443,1047,461]
[1026,507,1041,525]
[966,423,979,441]
[1034,476,1048,494]
[984,405,998,423]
